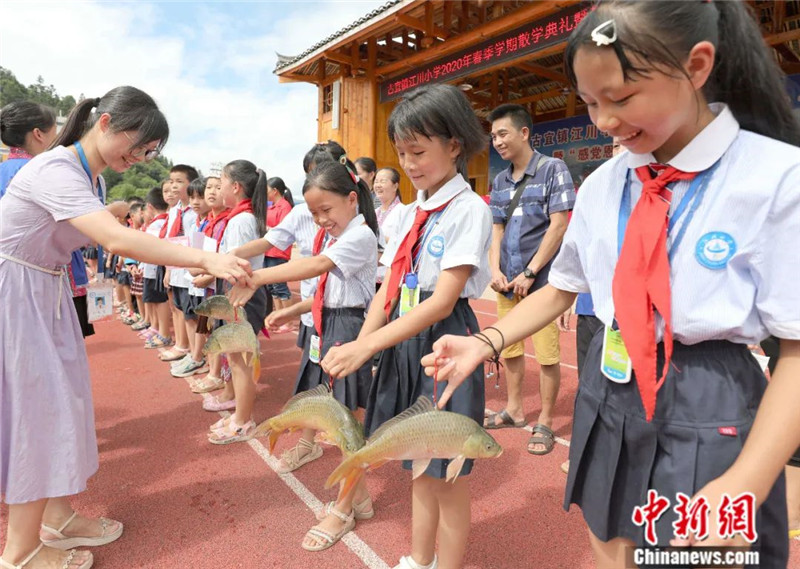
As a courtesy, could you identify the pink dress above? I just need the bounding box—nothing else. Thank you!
[0,146,105,504]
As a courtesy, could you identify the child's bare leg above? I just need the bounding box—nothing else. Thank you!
[409,474,439,567]
[228,353,255,424]
[588,532,635,569]
[434,477,470,569]
[156,302,172,338]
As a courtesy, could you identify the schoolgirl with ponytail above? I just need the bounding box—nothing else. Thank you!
[421,2,800,566]
[228,156,378,494]
[205,159,272,445]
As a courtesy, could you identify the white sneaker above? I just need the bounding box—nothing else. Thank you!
[394,556,437,569]
[170,354,191,369]
[171,358,206,378]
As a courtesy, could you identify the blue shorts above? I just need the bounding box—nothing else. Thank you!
[262,256,292,300]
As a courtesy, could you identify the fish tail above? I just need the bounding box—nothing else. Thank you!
[267,429,281,454]
[252,351,261,384]
[325,454,361,490]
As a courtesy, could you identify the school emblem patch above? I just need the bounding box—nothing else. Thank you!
[427,235,445,258]
[695,231,736,269]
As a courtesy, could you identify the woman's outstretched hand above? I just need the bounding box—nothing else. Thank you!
[421,334,492,408]
[205,253,253,288]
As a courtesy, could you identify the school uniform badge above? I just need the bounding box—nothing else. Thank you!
[695,231,736,269]
[427,235,445,257]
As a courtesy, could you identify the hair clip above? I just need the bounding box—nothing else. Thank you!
[590,19,617,47]
[339,154,360,184]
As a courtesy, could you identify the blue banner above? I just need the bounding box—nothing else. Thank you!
[489,114,613,189]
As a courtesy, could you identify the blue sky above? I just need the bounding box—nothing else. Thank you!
[0,0,385,197]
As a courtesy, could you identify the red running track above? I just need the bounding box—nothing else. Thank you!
[2,297,798,568]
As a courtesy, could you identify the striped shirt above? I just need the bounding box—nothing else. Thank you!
[489,151,575,294]
[266,202,318,327]
[549,103,800,344]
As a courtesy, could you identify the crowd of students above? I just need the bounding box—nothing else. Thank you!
[3,2,800,568]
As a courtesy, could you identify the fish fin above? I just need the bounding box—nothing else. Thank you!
[445,455,466,483]
[412,458,432,480]
[267,429,281,454]
[235,306,246,322]
[251,352,261,384]
[325,454,359,489]
[367,396,435,443]
[366,459,388,472]
[206,319,214,332]
[280,384,331,412]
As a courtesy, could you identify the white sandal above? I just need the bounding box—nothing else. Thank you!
[276,438,322,474]
[394,555,438,569]
[41,511,123,550]
[316,495,374,521]
[0,544,93,569]
[301,506,355,552]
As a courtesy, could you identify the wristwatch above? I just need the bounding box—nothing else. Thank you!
[523,268,536,279]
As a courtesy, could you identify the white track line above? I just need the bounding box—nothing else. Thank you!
[217,412,391,569]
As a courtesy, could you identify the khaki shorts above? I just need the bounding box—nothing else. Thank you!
[496,293,560,364]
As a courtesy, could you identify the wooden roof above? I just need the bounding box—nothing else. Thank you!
[276,0,800,121]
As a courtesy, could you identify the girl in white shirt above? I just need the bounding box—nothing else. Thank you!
[320,84,491,569]
[423,3,800,567]
[207,159,271,445]
[230,158,379,533]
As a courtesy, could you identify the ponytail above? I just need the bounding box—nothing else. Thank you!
[709,1,800,145]
[302,158,379,236]
[252,169,269,237]
[50,87,169,151]
[268,176,295,207]
[224,160,268,236]
[51,98,96,149]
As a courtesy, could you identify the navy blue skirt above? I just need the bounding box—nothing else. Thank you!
[294,307,370,410]
[364,294,485,480]
[565,329,788,567]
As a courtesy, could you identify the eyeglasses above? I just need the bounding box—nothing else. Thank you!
[123,131,160,162]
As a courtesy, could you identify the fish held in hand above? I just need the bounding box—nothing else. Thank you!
[325,396,502,496]
[202,321,260,383]
[195,295,246,331]
[253,384,365,455]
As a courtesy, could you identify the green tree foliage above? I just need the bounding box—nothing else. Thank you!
[2,67,174,199]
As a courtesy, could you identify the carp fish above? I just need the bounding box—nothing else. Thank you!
[325,396,502,496]
[254,384,365,456]
[195,295,247,331]
[202,321,260,383]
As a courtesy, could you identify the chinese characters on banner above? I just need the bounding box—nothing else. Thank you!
[632,490,758,546]
[379,3,591,102]
[489,114,613,190]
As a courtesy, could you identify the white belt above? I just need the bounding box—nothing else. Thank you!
[0,252,66,319]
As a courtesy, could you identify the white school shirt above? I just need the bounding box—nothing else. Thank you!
[549,103,800,344]
[219,211,262,270]
[185,217,206,297]
[167,203,197,288]
[142,218,167,279]
[266,202,318,327]
[381,174,492,298]
[376,202,409,282]
[318,213,377,309]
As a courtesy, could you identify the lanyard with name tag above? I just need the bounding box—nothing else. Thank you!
[603,161,720,383]
[400,204,450,317]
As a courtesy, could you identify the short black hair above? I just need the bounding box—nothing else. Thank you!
[170,164,199,182]
[488,104,533,134]
[187,177,206,199]
[145,186,168,211]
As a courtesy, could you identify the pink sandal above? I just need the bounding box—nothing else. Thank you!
[202,393,236,412]
[208,418,255,445]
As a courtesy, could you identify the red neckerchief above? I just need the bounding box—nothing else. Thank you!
[8,148,33,160]
[612,164,697,422]
[203,208,231,238]
[215,199,253,242]
[167,204,188,238]
[311,227,336,337]
[147,213,168,234]
[384,199,453,318]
